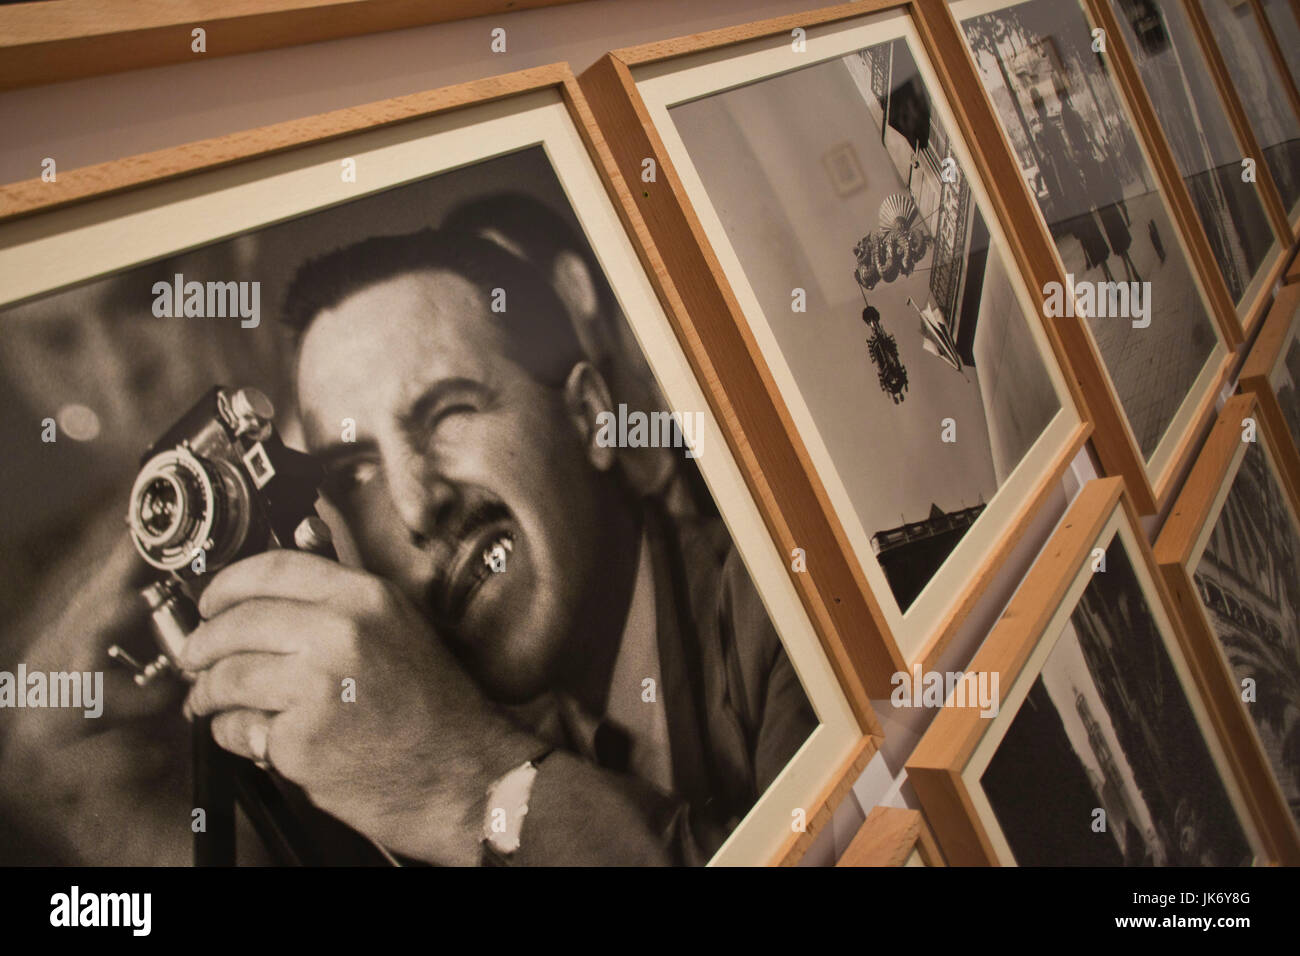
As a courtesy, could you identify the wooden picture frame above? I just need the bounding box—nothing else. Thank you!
[580,1,1092,692]
[1238,282,1300,501]
[1154,391,1300,860]
[836,805,945,865]
[909,477,1284,866]
[1085,0,1294,338]
[0,0,586,91]
[1187,0,1300,239]
[936,0,1242,516]
[0,63,878,866]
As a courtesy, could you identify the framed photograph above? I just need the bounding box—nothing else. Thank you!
[1092,0,1292,334]
[1189,0,1300,235]
[0,64,876,867]
[581,2,1090,685]
[1239,283,1300,500]
[945,0,1239,512]
[836,804,944,866]
[1154,391,1300,857]
[908,477,1276,866]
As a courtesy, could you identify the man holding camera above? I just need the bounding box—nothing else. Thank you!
[184,227,814,865]
[0,223,814,866]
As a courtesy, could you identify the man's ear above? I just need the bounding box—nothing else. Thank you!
[562,361,617,472]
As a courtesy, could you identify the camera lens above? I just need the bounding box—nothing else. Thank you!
[137,473,189,545]
[128,446,252,574]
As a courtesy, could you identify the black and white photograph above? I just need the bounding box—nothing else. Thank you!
[981,540,1253,866]
[0,145,829,867]
[666,35,1065,615]
[1192,442,1300,823]
[1197,0,1300,214]
[958,0,1222,461]
[1108,0,1278,304]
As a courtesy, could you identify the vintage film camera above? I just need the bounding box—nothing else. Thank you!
[112,386,392,866]
[118,386,334,683]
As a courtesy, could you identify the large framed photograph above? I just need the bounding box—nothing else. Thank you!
[1239,283,1300,500]
[1091,0,1292,334]
[0,65,874,866]
[1154,391,1300,857]
[909,478,1278,865]
[1190,0,1300,236]
[581,2,1090,682]
[946,0,1239,512]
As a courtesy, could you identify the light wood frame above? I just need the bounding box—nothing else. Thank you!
[935,0,1241,516]
[1188,0,1300,240]
[909,477,1288,865]
[0,0,587,91]
[1154,392,1300,862]
[0,62,880,866]
[836,805,945,865]
[1238,282,1300,501]
[1085,0,1294,339]
[580,1,1093,695]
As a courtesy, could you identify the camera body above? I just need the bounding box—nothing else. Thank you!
[124,385,333,680]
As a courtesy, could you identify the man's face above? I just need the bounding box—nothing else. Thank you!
[296,270,615,702]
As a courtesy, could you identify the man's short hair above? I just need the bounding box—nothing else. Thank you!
[282,227,585,387]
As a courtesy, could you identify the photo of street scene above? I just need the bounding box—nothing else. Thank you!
[982,540,1252,865]
[670,36,1063,612]
[959,0,1220,460]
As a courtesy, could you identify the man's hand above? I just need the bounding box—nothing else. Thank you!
[181,550,543,866]
[0,532,191,865]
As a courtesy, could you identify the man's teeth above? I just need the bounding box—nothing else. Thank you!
[482,534,512,570]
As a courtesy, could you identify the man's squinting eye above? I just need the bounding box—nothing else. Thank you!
[330,459,381,494]
[423,403,479,443]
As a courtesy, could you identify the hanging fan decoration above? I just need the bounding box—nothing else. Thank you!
[876,192,931,278]
[853,193,931,291]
